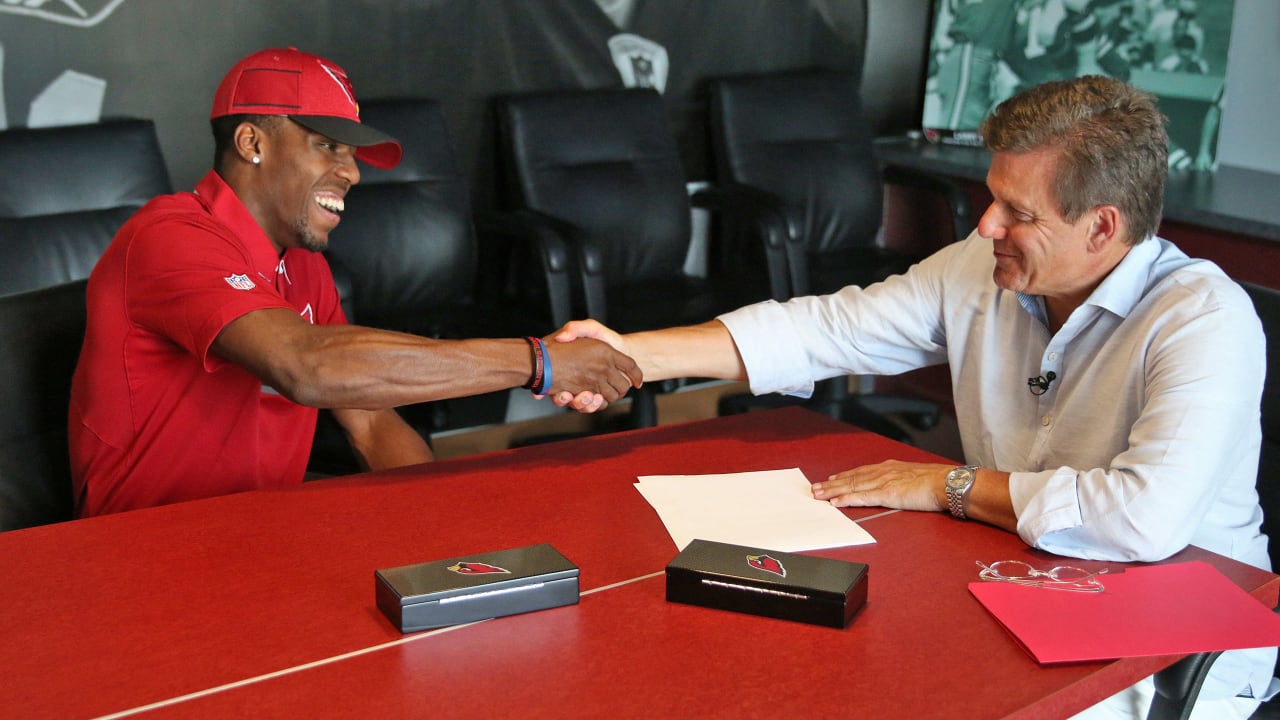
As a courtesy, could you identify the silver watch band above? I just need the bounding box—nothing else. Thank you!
[945,465,979,520]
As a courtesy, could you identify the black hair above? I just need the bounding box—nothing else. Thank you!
[210,114,283,171]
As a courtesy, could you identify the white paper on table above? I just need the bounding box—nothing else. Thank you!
[634,467,876,552]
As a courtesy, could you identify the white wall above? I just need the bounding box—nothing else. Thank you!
[1217,0,1280,173]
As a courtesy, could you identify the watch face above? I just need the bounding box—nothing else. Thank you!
[946,468,971,490]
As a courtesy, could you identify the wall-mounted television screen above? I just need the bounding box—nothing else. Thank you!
[919,0,1235,170]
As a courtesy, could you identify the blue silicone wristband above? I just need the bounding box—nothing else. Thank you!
[533,338,552,395]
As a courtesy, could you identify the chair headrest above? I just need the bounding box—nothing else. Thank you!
[0,119,171,218]
[353,98,461,186]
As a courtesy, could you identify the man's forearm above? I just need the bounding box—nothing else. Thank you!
[214,309,638,410]
[333,407,434,470]
[960,467,1018,533]
[624,320,748,383]
[256,322,534,409]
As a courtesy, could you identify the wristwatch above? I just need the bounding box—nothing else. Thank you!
[944,465,979,520]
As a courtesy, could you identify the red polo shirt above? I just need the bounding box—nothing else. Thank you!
[69,171,346,517]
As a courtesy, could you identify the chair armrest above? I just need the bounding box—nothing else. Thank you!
[691,182,798,301]
[574,235,609,325]
[689,183,789,249]
[1147,651,1224,720]
[881,164,975,244]
[475,209,577,330]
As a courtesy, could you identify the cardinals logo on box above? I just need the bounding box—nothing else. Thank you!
[447,562,510,575]
[747,553,786,578]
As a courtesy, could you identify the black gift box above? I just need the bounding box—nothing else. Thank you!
[375,543,579,633]
[665,539,868,628]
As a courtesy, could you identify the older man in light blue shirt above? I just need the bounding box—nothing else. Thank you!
[719,228,1271,716]
[721,229,1267,566]
[556,75,1273,718]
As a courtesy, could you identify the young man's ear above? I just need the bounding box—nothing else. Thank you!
[233,121,269,166]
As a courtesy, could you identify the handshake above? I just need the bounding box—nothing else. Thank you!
[533,317,741,413]
[533,320,638,414]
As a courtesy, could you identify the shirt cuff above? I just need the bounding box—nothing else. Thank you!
[1009,466,1083,548]
[718,301,816,398]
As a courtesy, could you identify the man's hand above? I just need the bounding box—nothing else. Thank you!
[546,320,631,410]
[810,460,951,512]
[541,335,641,413]
[553,320,626,353]
[544,318,743,408]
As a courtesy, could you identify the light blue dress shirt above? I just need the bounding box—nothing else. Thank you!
[719,232,1273,699]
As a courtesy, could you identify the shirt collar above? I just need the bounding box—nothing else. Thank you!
[1079,236,1158,319]
[1015,236,1158,324]
[193,170,282,280]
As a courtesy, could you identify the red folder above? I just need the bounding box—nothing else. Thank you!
[969,560,1280,664]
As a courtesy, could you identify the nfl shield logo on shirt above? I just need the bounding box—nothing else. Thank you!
[224,273,256,291]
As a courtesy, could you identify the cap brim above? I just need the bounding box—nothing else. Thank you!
[291,115,402,169]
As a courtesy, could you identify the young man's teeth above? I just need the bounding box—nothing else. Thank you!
[316,196,344,213]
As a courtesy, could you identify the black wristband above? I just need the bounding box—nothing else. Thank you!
[521,336,544,391]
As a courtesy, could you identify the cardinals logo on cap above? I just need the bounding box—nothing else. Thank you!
[448,562,511,575]
[317,61,358,114]
[747,553,786,578]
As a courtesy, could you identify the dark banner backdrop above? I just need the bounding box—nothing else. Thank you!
[0,0,896,207]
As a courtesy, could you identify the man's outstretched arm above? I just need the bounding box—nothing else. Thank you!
[550,319,745,409]
[212,308,643,411]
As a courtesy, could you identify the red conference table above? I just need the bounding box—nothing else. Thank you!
[2,407,1276,719]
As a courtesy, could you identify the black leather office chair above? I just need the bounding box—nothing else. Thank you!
[312,98,544,473]
[496,87,773,428]
[706,69,962,441]
[0,280,87,531]
[0,119,171,296]
[1147,280,1280,720]
[1245,282,1280,574]
[1236,281,1279,720]
[326,98,523,340]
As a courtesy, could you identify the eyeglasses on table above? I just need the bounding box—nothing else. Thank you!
[976,559,1108,593]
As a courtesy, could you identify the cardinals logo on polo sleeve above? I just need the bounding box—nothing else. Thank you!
[747,553,786,578]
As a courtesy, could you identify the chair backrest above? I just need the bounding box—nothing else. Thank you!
[497,87,693,288]
[709,69,883,259]
[313,99,515,458]
[1150,281,1280,720]
[1241,281,1280,571]
[0,119,171,296]
[0,279,87,531]
[323,99,480,336]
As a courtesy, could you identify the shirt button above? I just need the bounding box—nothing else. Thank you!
[1048,352,1058,361]
[1041,416,1051,426]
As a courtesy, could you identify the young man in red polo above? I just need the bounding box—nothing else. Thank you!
[70,48,640,516]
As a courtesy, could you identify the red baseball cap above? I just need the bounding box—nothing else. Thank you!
[210,47,401,169]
